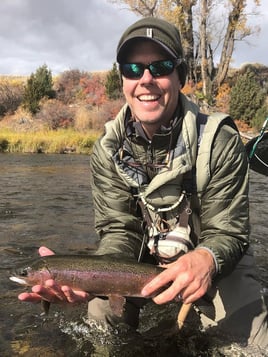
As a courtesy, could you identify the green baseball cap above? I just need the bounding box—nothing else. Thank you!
[116,17,187,86]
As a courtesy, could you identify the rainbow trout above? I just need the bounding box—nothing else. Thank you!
[10,254,164,316]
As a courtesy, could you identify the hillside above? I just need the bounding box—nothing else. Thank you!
[0,63,267,138]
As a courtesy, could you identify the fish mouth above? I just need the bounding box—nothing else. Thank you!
[9,276,27,285]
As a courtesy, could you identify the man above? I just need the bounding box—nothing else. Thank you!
[19,17,267,348]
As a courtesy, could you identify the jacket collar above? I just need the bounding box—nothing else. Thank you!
[124,97,183,150]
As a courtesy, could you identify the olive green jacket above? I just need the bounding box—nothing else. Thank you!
[90,94,249,280]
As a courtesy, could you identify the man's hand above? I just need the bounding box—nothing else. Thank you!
[141,249,215,304]
[18,246,90,304]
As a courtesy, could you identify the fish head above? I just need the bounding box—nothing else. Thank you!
[9,259,51,286]
[10,265,36,285]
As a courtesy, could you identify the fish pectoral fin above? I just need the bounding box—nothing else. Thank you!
[41,299,50,315]
[108,295,126,317]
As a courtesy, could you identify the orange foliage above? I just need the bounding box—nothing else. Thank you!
[181,80,203,96]
[80,73,106,107]
[181,80,196,95]
[215,83,231,112]
[234,119,251,133]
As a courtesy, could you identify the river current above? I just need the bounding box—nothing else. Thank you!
[0,153,267,356]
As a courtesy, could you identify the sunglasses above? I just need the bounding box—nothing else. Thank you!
[120,59,183,79]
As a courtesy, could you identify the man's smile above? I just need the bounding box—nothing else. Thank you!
[137,94,161,102]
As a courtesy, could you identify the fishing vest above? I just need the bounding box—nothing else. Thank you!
[109,104,236,263]
[142,112,236,262]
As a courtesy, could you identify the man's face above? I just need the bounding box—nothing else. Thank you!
[121,40,181,137]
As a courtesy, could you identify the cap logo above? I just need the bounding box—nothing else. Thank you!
[146,28,153,38]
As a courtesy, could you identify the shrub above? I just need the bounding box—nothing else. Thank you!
[0,79,24,116]
[229,68,266,126]
[54,69,90,104]
[251,105,268,131]
[22,64,55,114]
[74,106,92,131]
[105,63,123,100]
[36,99,75,130]
[81,73,107,106]
[89,99,125,131]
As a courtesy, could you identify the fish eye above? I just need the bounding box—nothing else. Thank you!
[19,267,31,276]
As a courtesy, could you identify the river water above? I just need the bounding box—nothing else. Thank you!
[0,153,267,356]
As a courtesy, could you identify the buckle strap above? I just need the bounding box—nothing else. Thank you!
[178,193,192,228]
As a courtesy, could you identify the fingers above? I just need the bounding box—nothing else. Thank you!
[19,280,90,305]
[153,278,204,305]
[141,268,175,297]
[141,250,213,305]
[61,286,90,303]
[18,292,43,303]
[147,271,189,304]
[32,279,66,302]
[141,262,185,299]
[18,247,90,306]
[180,280,207,303]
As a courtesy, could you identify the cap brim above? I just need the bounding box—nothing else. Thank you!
[117,36,177,63]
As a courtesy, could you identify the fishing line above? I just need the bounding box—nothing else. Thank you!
[249,117,268,159]
[253,153,268,168]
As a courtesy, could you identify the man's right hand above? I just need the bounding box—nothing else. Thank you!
[18,246,90,304]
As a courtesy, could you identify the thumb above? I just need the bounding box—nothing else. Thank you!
[38,246,55,257]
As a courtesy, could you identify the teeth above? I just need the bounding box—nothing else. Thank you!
[138,95,159,101]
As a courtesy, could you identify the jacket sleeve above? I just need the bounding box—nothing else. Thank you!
[90,137,143,259]
[197,124,250,279]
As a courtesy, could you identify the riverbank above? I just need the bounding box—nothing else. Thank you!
[0,120,257,155]
[0,109,258,154]
[0,128,101,154]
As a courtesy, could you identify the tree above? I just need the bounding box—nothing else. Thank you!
[110,0,261,99]
[159,0,197,82]
[199,0,211,99]
[229,67,266,125]
[213,0,260,90]
[110,0,158,16]
[105,63,123,100]
[23,64,55,114]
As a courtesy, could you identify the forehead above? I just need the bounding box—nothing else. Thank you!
[123,39,171,62]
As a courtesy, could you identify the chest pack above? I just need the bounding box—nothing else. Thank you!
[136,112,236,263]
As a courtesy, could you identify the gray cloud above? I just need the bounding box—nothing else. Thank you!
[0,0,267,75]
[0,0,138,75]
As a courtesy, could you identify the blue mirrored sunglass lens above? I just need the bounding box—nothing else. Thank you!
[124,63,144,77]
[150,60,174,76]
[121,60,175,79]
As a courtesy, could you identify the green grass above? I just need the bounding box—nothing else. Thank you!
[0,129,101,154]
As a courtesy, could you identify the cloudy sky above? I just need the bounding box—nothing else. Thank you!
[1,0,267,76]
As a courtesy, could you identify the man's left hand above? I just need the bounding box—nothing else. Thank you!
[141,249,215,304]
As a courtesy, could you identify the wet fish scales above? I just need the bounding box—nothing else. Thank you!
[10,254,164,298]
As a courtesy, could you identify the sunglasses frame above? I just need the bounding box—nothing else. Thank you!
[119,58,184,79]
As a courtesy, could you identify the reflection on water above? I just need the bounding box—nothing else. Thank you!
[0,154,267,356]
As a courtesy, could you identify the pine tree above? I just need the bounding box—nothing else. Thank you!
[23,64,55,114]
[105,63,122,100]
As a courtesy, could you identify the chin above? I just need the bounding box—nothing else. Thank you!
[142,115,167,124]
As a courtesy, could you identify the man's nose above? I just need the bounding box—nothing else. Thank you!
[140,68,154,83]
